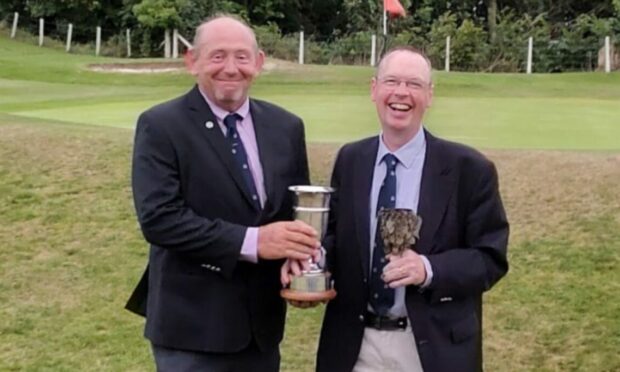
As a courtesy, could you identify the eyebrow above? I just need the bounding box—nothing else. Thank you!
[379,76,431,83]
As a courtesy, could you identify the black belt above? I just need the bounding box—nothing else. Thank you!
[364,311,408,331]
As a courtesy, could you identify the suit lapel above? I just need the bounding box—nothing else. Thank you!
[249,100,278,217]
[353,137,379,278]
[417,130,454,254]
[185,86,258,210]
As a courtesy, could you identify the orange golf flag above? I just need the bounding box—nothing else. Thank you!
[384,0,406,18]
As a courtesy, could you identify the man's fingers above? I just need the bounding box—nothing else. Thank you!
[290,259,303,276]
[382,265,410,283]
[285,240,318,257]
[287,251,312,261]
[312,248,322,263]
[300,259,313,272]
[287,220,318,237]
[388,278,411,288]
[280,261,291,286]
[285,230,320,250]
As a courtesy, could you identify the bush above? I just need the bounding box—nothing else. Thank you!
[328,31,373,64]
[451,19,489,71]
[428,12,458,70]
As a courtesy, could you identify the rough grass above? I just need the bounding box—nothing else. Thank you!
[1,120,619,371]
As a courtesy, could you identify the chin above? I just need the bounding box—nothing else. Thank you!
[216,91,244,103]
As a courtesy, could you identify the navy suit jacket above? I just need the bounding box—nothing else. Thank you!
[125,86,310,353]
[317,131,509,372]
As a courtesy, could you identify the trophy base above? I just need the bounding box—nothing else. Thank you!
[281,271,336,302]
[281,288,337,302]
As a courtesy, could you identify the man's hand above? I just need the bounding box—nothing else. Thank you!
[258,221,320,260]
[382,250,427,288]
[280,252,325,309]
[279,249,322,287]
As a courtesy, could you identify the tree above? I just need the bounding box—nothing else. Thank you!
[487,0,497,42]
[132,0,187,29]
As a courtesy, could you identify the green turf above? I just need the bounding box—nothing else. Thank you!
[1,34,620,150]
[1,32,620,372]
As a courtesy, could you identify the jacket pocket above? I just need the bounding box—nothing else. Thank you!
[450,311,478,344]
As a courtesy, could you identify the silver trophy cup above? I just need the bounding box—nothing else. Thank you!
[281,185,337,302]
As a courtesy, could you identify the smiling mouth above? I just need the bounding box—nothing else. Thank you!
[388,103,412,112]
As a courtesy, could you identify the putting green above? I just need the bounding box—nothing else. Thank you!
[11,95,620,150]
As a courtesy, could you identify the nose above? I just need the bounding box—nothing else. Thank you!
[393,81,408,95]
[222,56,238,74]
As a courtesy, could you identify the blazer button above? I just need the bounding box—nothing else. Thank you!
[358,314,365,322]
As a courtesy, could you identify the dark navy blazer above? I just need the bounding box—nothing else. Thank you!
[317,131,509,372]
[125,85,310,353]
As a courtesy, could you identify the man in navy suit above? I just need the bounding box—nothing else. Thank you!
[125,15,320,371]
[282,47,509,371]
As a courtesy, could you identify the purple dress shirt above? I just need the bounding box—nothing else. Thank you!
[201,90,264,263]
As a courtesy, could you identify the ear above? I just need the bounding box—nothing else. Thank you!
[427,83,434,108]
[255,49,265,74]
[184,48,197,75]
[370,77,378,102]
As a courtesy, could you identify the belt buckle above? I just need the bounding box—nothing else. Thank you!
[375,315,384,329]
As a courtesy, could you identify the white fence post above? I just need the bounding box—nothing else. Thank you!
[38,18,44,46]
[164,29,171,58]
[11,12,18,38]
[604,36,611,73]
[126,28,131,58]
[173,29,179,59]
[383,9,387,36]
[526,36,533,74]
[298,31,304,65]
[371,34,377,66]
[445,36,451,72]
[95,26,101,56]
[177,33,192,49]
[66,23,73,52]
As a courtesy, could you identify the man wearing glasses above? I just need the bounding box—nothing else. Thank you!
[283,46,509,372]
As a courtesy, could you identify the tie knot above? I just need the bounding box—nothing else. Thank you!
[382,153,399,170]
[223,113,242,130]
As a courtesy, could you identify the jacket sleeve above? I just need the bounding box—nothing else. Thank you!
[131,111,246,279]
[425,160,509,302]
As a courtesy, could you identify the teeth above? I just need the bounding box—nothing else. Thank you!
[389,103,411,111]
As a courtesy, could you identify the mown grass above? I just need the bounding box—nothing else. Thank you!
[1,33,620,371]
[2,34,620,149]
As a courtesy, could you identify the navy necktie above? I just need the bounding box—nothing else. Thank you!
[369,153,398,316]
[223,113,261,210]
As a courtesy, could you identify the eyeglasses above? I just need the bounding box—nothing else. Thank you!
[378,77,431,91]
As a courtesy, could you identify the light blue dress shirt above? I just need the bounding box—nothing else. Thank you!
[369,128,433,318]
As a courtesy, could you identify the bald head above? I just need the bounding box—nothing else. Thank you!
[192,15,259,61]
[376,47,433,83]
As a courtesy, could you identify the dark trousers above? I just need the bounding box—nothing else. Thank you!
[151,342,280,372]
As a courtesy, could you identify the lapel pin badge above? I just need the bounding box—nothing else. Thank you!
[205,121,214,129]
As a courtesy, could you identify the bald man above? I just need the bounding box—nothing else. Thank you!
[125,15,319,371]
[283,47,509,372]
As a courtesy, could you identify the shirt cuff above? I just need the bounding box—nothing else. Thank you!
[239,227,258,263]
[420,255,433,288]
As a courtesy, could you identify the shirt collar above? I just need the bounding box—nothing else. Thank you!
[376,127,426,169]
[198,86,250,121]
